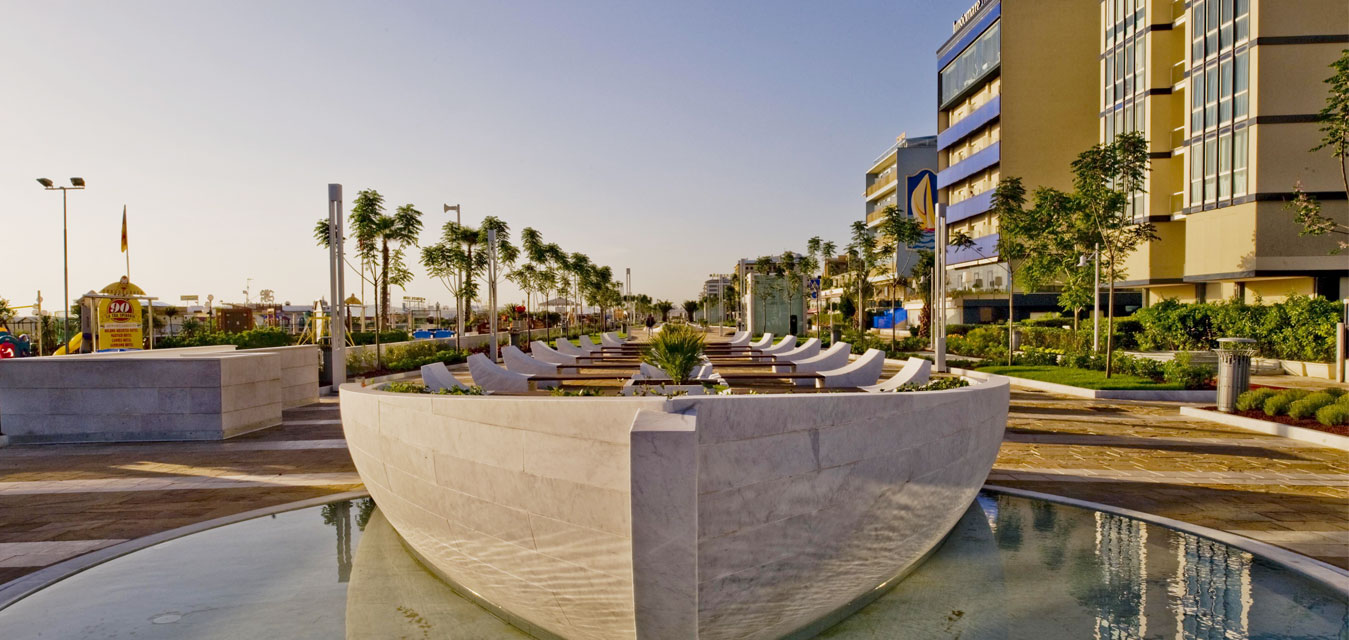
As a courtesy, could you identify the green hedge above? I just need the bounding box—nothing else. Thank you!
[348,330,410,346]
[158,327,293,350]
[1132,295,1339,362]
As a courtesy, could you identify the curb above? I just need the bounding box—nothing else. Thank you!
[1178,406,1349,451]
[950,366,1213,402]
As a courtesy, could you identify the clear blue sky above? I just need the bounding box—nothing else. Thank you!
[2,1,959,310]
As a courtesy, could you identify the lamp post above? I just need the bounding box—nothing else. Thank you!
[1078,244,1101,352]
[709,273,731,336]
[444,204,462,348]
[37,177,84,352]
[487,228,499,362]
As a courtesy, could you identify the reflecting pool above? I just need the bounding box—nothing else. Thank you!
[0,492,1343,639]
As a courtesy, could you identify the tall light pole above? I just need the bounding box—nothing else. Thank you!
[443,205,462,345]
[328,184,346,387]
[38,177,84,352]
[625,267,631,335]
[709,273,731,335]
[487,228,499,362]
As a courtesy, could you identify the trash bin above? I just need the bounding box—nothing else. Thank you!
[1215,337,1257,412]
[830,326,842,345]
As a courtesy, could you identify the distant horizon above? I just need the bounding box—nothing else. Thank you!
[2,1,956,312]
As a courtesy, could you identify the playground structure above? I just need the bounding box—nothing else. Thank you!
[50,277,157,355]
[0,292,43,359]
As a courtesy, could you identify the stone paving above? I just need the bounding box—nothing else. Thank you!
[0,369,1344,593]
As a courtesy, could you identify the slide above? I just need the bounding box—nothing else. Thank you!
[52,332,83,356]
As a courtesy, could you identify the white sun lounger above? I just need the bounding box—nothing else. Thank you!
[748,333,774,350]
[468,353,532,393]
[601,332,626,348]
[860,357,933,392]
[420,362,470,392]
[726,331,750,347]
[758,335,796,356]
[790,343,852,386]
[554,338,585,356]
[816,349,887,389]
[502,346,562,388]
[529,341,579,365]
[776,338,821,362]
[577,335,602,354]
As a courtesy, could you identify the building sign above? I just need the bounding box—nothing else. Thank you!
[953,0,988,33]
[180,294,198,302]
[97,295,143,350]
[907,169,938,251]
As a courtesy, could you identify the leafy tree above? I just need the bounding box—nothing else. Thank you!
[875,204,925,351]
[1286,50,1349,253]
[0,297,14,327]
[478,216,518,343]
[682,299,699,322]
[1071,131,1155,376]
[910,249,935,338]
[654,300,674,322]
[846,220,880,332]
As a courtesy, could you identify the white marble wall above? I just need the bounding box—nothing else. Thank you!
[0,351,284,443]
[341,375,1009,640]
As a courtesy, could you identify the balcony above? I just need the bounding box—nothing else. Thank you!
[946,232,999,266]
[946,189,995,223]
[865,175,898,199]
[937,142,1000,190]
[938,95,1000,151]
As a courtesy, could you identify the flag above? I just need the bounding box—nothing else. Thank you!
[120,206,127,253]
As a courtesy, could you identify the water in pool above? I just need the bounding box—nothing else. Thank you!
[0,492,1343,638]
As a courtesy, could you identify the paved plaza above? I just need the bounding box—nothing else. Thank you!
[0,380,1345,587]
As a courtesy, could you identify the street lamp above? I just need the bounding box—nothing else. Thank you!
[38,177,85,352]
[709,273,731,336]
[1077,244,1101,352]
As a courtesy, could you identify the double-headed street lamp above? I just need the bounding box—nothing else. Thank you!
[37,177,85,351]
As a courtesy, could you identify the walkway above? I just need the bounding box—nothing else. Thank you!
[991,387,1349,569]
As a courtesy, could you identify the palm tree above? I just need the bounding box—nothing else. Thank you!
[654,300,674,322]
[439,220,484,348]
[314,190,422,369]
[682,299,699,324]
[818,240,836,338]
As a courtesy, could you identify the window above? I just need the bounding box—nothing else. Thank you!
[940,22,1000,107]
[1234,50,1249,118]
[1205,64,1218,129]
[1219,57,1233,123]
[1192,1,1206,59]
[1233,128,1248,196]
[1217,132,1232,198]
[1191,69,1204,132]
[1191,142,1204,201]
[1235,0,1249,41]
[1204,137,1217,203]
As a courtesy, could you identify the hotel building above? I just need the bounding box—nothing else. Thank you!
[935,0,1112,323]
[1110,0,1349,303]
[863,134,938,316]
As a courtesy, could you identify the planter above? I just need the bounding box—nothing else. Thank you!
[952,366,1213,402]
[620,382,708,396]
[339,375,1010,640]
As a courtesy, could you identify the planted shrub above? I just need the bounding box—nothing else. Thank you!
[643,324,704,384]
[1263,390,1308,416]
[889,377,970,392]
[1288,392,1336,421]
[1161,353,1214,390]
[1315,403,1349,426]
[1235,388,1279,412]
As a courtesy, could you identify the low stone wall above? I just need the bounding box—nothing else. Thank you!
[339,374,1009,640]
[0,351,283,443]
[249,345,320,408]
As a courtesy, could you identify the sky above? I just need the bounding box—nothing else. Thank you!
[1,0,959,312]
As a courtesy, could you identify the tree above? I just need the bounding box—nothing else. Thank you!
[990,179,1033,365]
[162,305,180,337]
[0,298,14,328]
[1071,131,1156,377]
[751,255,781,332]
[478,216,518,344]
[910,250,935,339]
[682,299,699,322]
[846,220,879,332]
[654,300,674,322]
[314,189,423,369]
[817,239,836,337]
[875,204,925,351]
[1315,49,1349,199]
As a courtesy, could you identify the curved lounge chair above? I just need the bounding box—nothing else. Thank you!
[748,333,774,350]
[637,363,671,381]
[758,335,796,356]
[860,357,933,392]
[726,331,750,347]
[577,335,602,354]
[502,346,562,389]
[554,338,585,356]
[420,362,469,392]
[529,341,579,366]
[467,353,532,393]
[791,343,852,386]
[776,338,821,362]
[601,332,626,348]
[816,348,886,389]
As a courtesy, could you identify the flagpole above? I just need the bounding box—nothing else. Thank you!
[121,205,130,281]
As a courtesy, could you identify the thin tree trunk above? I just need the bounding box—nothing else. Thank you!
[1007,267,1014,366]
[1105,260,1117,378]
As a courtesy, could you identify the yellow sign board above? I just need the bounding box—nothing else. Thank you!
[97,278,144,350]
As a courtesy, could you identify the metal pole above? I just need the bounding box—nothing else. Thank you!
[1092,243,1100,353]
[626,267,631,335]
[934,204,947,373]
[488,228,499,362]
[62,189,69,350]
[328,184,346,387]
[718,282,724,336]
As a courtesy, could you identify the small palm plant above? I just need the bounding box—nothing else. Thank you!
[642,324,705,384]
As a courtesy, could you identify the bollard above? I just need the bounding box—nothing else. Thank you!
[1215,337,1257,412]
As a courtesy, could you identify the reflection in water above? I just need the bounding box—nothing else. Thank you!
[0,493,1342,640]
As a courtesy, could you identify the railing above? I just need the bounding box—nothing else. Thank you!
[864,175,898,198]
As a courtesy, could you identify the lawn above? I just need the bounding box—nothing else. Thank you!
[975,365,1187,390]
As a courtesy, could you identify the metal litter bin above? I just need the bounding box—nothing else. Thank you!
[1215,337,1257,412]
